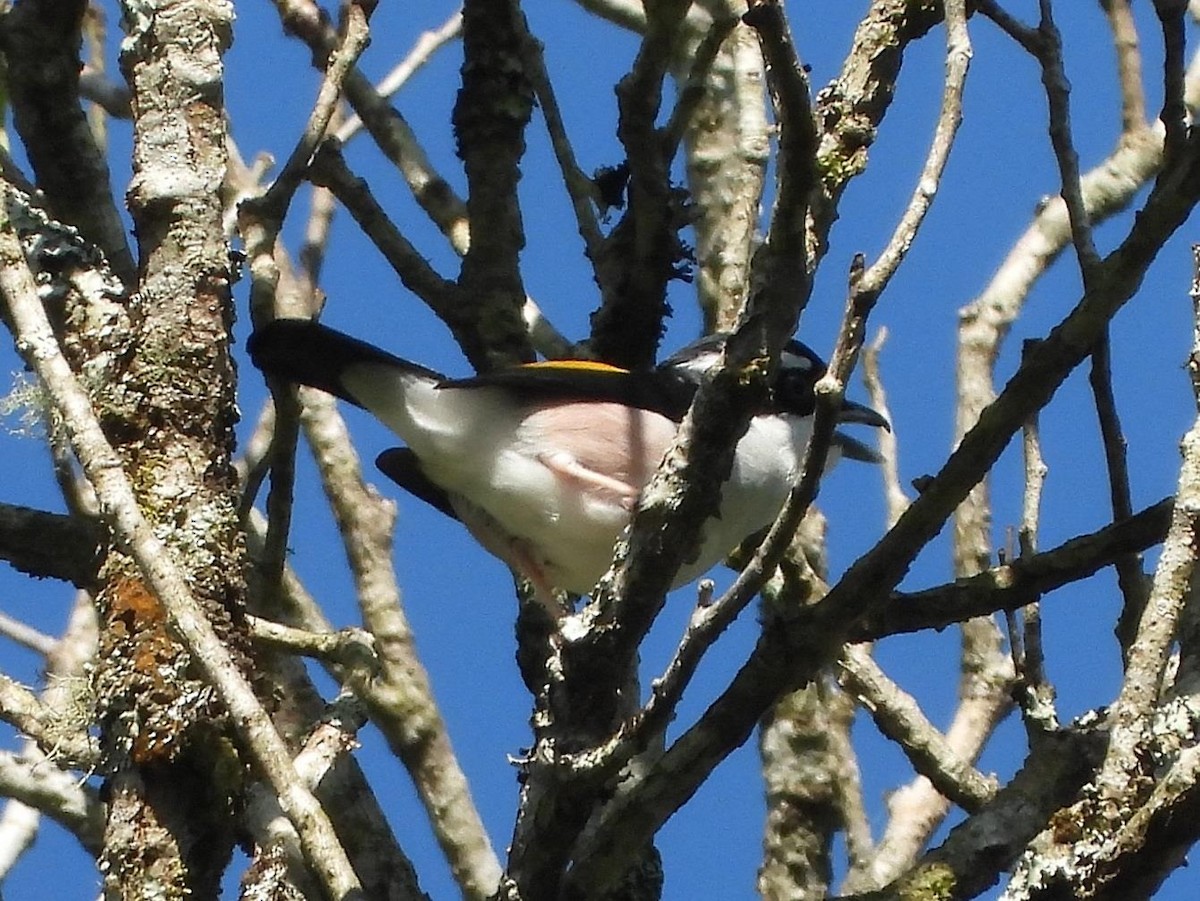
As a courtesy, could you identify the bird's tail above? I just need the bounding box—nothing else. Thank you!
[248,319,442,409]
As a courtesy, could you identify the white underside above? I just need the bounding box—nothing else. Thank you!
[342,363,825,596]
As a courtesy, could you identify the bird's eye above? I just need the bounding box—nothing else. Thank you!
[778,366,818,415]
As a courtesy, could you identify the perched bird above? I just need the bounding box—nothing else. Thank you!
[248,320,888,599]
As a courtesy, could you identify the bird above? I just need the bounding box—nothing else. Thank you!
[248,319,888,600]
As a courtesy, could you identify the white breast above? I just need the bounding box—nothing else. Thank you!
[675,414,819,586]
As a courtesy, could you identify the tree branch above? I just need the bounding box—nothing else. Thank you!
[0,501,102,589]
[0,0,136,286]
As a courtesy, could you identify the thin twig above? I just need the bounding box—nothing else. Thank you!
[1153,0,1189,158]
[1016,338,1055,730]
[0,675,98,768]
[976,0,1040,53]
[78,67,131,120]
[661,15,740,159]
[861,329,908,527]
[246,615,379,676]
[272,0,572,358]
[1093,327,1148,660]
[255,3,371,224]
[274,0,472,248]
[839,645,998,812]
[0,751,103,854]
[0,611,57,657]
[520,30,605,262]
[242,7,370,602]
[1035,0,1103,280]
[335,9,463,144]
[856,0,971,301]
[854,497,1172,642]
[1101,0,1146,133]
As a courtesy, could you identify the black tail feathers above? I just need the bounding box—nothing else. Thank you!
[248,319,440,406]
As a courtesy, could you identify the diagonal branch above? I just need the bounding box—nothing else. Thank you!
[852,497,1172,641]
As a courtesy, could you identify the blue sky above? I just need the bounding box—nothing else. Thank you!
[3,2,1199,898]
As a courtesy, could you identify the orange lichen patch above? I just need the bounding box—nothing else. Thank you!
[103,576,192,765]
[109,576,165,630]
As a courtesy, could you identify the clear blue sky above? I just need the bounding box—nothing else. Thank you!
[2,2,1198,898]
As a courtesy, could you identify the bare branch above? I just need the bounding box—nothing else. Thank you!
[0,610,57,658]
[452,0,536,369]
[1003,269,1200,891]
[853,497,1172,642]
[1014,338,1054,727]
[0,0,136,287]
[0,501,102,589]
[246,615,379,676]
[243,1,371,283]
[809,0,952,256]
[856,0,971,301]
[1105,386,1200,759]
[1034,2,1103,279]
[661,15,740,161]
[520,30,605,263]
[0,800,40,879]
[241,693,371,895]
[861,330,908,527]
[1093,327,1148,659]
[0,674,98,768]
[856,726,1107,900]
[588,0,691,366]
[77,67,132,121]
[0,751,103,855]
[839,646,998,813]
[272,0,472,252]
[335,10,463,144]
[1153,0,1189,158]
[1101,0,1146,132]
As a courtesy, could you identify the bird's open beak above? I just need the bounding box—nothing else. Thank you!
[837,399,891,431]
[834,400,890,463]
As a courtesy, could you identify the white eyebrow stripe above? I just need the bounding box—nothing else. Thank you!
[673,349,724,374]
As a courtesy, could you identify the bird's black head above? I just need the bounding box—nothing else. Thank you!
[773,340,825,418]
[658,333,890,460]
[658,334,829,418]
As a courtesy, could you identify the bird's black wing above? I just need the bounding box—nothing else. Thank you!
[443,360,697,421]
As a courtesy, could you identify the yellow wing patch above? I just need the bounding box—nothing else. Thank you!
[519,360,630,374]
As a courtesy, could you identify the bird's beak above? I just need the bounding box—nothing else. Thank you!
[837,399,891,431]
[833,399,890,463]
[834,433,882,463]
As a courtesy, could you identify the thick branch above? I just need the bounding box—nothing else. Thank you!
[852,498,1172,641]
[0,502,102,588]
